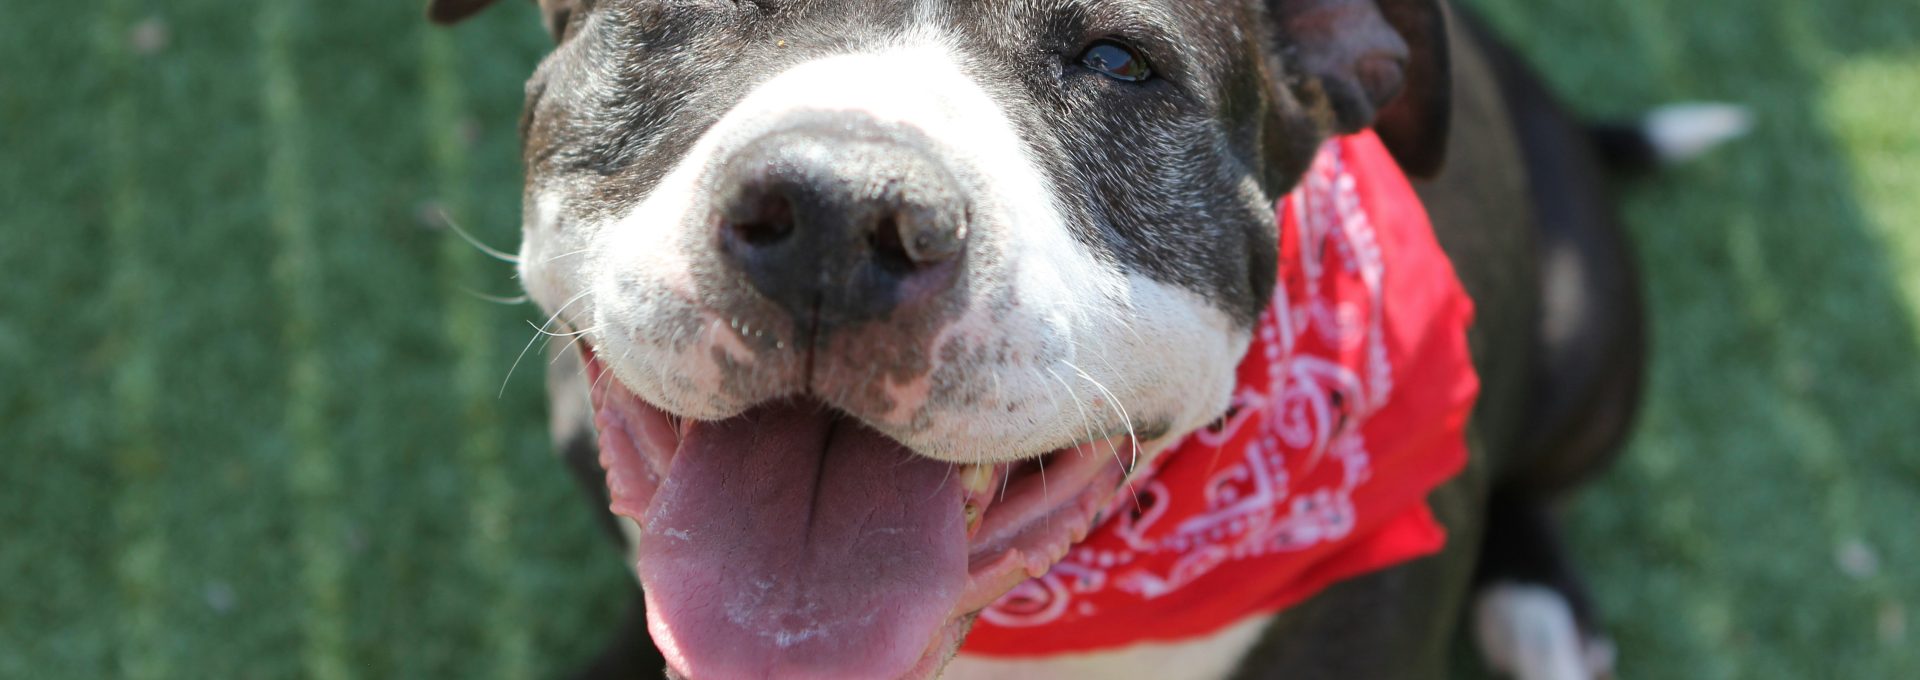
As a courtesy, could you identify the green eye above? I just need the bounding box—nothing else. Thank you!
[1079,39,1152,83]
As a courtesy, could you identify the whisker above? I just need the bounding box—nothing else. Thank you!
[525,320,595,338]
[1064,360,1137,465]
[437,208,521,264]
[585,344,629,400]
[925,460,955,502]
[589,357,615,396]
[1043,365,1101,506]
[542,247,593,264]
[1000,454,1014,503]
[548,329,600,367]
[1045,296,1149,350]
[1045,363,1099,454]
[1067,360,1144,515]
[1019,364,1071,505]
[1037,452,1048,505]
[460,287,530,306]
[500,289,591,398]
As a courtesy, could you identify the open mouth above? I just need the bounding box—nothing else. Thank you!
[583,345,1131,680]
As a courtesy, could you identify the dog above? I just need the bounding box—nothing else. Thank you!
[428,1,1745,677]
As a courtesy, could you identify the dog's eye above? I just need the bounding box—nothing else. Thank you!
[1079,39,1152,83]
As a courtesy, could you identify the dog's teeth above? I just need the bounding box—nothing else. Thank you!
[964,503,982,534]
[960,464,994,494]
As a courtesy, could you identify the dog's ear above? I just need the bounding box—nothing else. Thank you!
[1269,0,1451,177]
[428,0,584,42]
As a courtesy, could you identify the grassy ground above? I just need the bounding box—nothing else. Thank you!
[2,1,1915,678]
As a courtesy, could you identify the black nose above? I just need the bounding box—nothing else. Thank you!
[714,115,970,332]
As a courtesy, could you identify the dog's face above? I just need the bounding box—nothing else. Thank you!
[434,0,1446,676]
[523,0,1291,455]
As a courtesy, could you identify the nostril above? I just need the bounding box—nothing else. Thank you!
[905,205,969,263]
[871,204,968,274]
[869,215,916,275]
[728,191,795,246]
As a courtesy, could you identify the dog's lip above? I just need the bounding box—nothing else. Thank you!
[581,344,1132,569]
[956,438,1132,614]
[580,342,1131,677]
[586,351,683,523]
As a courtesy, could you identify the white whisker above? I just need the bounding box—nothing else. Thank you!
[925,460,956,502]
[526,320,595,338]
[460,287,530,306]
[501,289,591,398]
[548,329,601,367]
[1043,364,1100,506]
[542,247,593,264]
[437,208,521,264]
[1067,360,1143,514]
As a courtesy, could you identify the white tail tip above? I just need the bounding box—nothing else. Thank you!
[1642,102,1754,164]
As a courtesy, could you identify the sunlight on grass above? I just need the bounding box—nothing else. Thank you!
[1823,52,1920,345]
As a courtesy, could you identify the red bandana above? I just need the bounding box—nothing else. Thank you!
[960,131,1479,656]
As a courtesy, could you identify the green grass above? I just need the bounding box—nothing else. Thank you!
[2,0,1916,677]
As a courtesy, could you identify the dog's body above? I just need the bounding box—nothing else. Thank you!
[431,0,1740,677]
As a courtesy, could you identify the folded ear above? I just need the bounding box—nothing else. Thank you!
[1270,0,1451,176]
[428,0,583,42]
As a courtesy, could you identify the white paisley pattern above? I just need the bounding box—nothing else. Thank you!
[981,140,1394,628]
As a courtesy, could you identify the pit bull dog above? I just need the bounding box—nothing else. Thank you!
[427,1,1745,677]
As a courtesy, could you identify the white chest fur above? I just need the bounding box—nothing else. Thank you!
[939,615,1274,680]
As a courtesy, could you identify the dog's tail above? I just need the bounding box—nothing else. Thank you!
[1589,102,1753,173]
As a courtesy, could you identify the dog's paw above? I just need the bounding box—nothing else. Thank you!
[1474,582,1616,680]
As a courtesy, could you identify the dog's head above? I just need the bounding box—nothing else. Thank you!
[435,0,1448,676]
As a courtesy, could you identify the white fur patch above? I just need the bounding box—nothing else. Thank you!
[516,34,1247,468]
[942,614,1272,680]
[1642,102,1753,164]
[1475,582,1616,680]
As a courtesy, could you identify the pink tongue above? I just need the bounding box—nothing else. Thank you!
[637,401,966,680]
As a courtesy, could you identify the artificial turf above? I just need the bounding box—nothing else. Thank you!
[3,0,1916,677]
